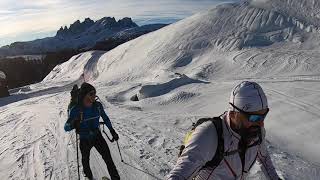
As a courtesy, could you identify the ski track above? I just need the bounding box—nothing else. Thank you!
[265,87,320,118]
[1,77,320,180]
[1,63,320,180]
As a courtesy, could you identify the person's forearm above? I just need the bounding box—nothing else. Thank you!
[103,115,112,129]
[167,155,203,180]
[99,104,113,128]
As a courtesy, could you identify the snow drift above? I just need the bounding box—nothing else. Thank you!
[137,74,208,100]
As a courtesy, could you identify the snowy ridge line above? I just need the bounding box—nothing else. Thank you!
[188,1,320,51]
[42,51,104,84]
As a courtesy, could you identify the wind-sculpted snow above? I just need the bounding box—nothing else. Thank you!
[36,1,320,87]
[249,0,320,27]
[203,1,320,49]
[42,51,104,86]
[137,74,209,100]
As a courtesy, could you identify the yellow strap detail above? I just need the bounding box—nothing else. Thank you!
[183,130,195,145]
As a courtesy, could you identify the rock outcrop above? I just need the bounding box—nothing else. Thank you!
[0,71,9,98]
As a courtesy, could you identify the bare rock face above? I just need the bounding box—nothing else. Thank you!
[56,18,95,37]
[0,71,9,98]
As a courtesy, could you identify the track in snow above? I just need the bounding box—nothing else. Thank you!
[1,78,320,179]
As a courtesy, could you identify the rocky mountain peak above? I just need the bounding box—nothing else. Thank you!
[56,17,137,38]
[118,17,138,28]
[56,18,95,37]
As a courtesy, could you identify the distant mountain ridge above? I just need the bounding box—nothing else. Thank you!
[56,17,137,38]
[0,17,164,56]
[0,16,167,89]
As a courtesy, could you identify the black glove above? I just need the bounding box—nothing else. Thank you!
[110,128,119,141]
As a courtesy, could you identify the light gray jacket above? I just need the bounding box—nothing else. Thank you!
[167,114,279,180]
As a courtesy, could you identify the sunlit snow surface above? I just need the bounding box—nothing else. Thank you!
[1,0,320,179]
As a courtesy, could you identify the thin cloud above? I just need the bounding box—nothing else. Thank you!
[0,0,238,46]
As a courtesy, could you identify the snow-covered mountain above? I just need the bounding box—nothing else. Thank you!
[248,0,320,27]
[1,0,320,179]
[0,17,166,56]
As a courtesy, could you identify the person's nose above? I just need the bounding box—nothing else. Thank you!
[250,120,264,127]
[257,121,264,127]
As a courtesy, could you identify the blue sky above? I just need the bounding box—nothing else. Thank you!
[0,0,236,46]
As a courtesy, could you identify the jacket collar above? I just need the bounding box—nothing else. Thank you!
[223,112,241,140]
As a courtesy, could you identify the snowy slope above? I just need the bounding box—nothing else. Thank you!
[249,0,320,27]
[1,0,320,180]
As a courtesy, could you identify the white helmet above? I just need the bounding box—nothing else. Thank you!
[229,81,268,112]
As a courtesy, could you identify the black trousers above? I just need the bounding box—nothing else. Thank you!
[80,132,120,180]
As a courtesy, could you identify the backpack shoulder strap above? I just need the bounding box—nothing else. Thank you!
[79,107,84,122]
[178,117,222,157]
[192,118,213,130]
[204,117,224,168]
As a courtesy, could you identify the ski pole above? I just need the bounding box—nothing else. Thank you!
[100,122,114,142]
[67,133,74,145]
[99,123,123,162]
[75,132,80,180]
[116,141,124,162]
[103,129,114,142]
